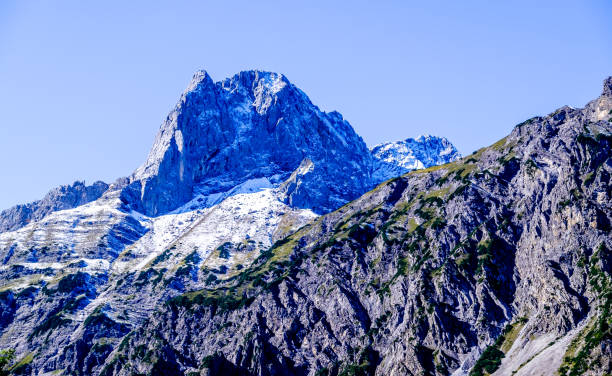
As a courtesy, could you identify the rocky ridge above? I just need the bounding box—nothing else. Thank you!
[121,70,374,216]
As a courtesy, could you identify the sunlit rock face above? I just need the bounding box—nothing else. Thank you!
[107,77,612,376]
[125,70,374,216]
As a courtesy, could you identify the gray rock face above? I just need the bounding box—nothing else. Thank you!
[124,70,374,216]
[0,181,108,233]
[105,78,611,376]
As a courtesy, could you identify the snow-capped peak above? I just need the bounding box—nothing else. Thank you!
[371,135,461,182]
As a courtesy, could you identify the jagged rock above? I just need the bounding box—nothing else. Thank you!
[124,70,374,216]
[120,70,460,216]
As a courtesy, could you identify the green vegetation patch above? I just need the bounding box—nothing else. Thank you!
[500,318,527,353]
[43,271,91,296]
[168,288,254,312]
[558,243,611,376]
[470,317,527,376]
[376,257,410,298]
[471,347,504,376]
[134,268,166,286]
[150,245,175,266]
[515,117,541,129]
[29,313,71,339]
[9,352,35,374]
[0,349,15,376]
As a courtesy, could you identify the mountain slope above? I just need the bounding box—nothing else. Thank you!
[106,78,612,376]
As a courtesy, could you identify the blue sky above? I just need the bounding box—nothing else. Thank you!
[0,0,611,209]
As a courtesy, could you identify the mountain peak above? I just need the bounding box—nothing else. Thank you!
[125,69,372,216]
[116,69,465,217]
[217,70,289,93]
[415,134,434,141]
[185,69,214,93]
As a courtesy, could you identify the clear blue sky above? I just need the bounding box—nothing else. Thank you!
[1,1,611,209]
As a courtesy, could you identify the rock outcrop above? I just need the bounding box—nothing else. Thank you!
[123,70,374,216]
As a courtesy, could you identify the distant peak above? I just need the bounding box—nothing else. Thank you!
[370,134,461,183]
[193,69,209,77]
[372,134,451,149]
[415,134,451,141]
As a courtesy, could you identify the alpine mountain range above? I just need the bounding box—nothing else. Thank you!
[0,71,609,376]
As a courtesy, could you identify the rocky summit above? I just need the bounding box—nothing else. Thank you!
[120,70,375,216]
[0,72,610,376]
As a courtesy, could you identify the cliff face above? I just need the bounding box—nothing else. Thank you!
[107,79,612,376]
[124,70,374,216]
[120,70,462,217]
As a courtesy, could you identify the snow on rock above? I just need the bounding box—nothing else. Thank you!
[0,180,109,233]
[371,134,461,182]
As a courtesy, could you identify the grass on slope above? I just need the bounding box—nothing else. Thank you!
[469,317,527,376]
[558,243,611,376]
